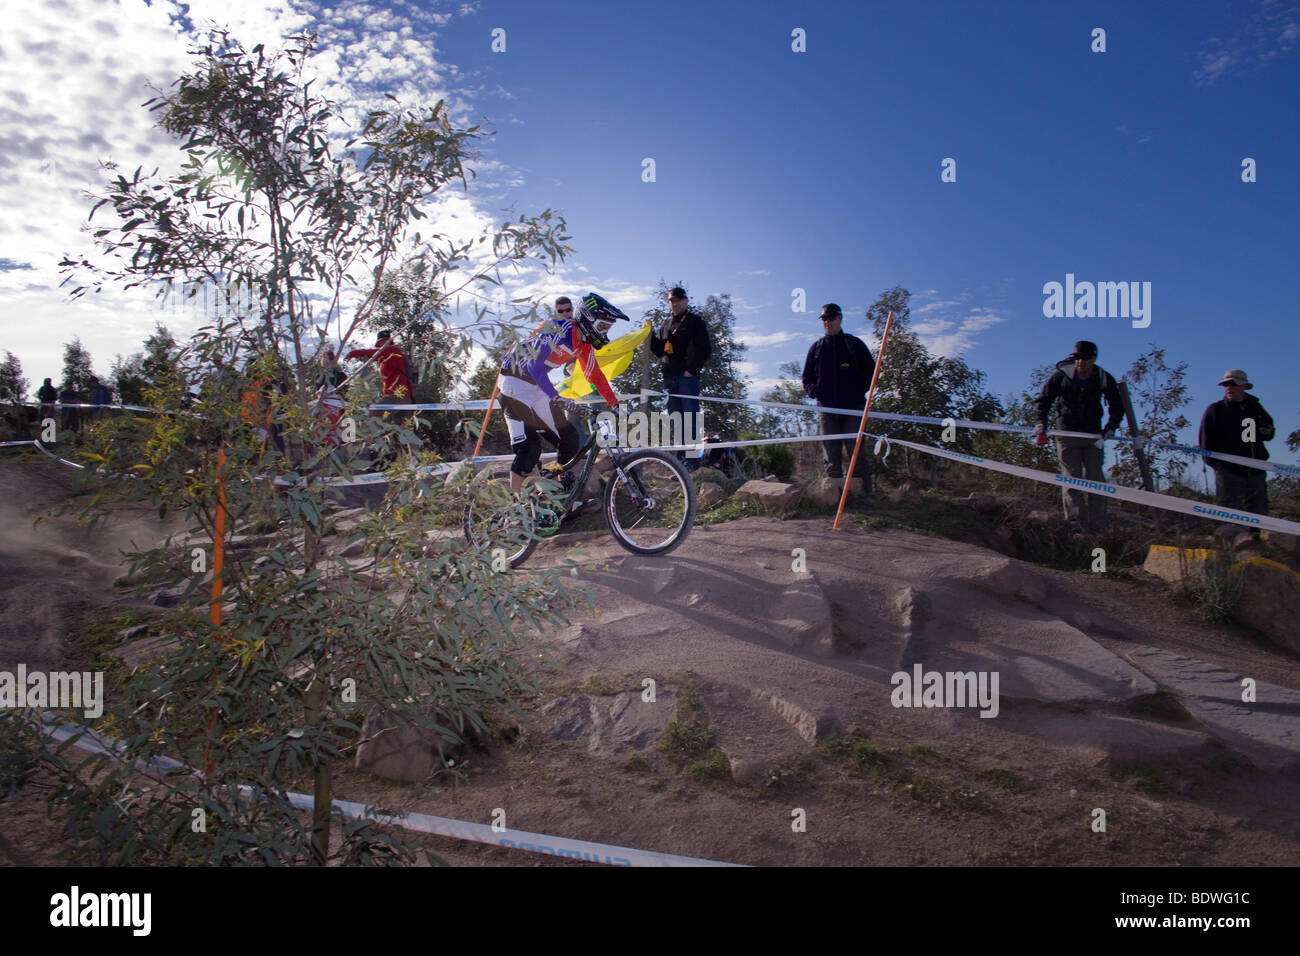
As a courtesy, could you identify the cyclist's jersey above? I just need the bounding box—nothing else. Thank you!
[501,318,619,406]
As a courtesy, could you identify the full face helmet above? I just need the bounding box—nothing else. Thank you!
[574,291,629,349]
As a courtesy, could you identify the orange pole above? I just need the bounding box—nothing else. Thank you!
[471,374,501,459]
[211,447,226,626]
[205,447,228,779]
[833,310,894,531]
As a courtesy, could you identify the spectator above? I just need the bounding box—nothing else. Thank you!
[87,376,113,421]
[58,382,81,438]
[649,286,711,468]
[1035,340,1124,532]
[801,303,876,488]
[37,377,57,424]
[345,330,416,463]
[1199,368,1275,516]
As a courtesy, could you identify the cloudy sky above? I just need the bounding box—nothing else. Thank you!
[1,0,1297,459]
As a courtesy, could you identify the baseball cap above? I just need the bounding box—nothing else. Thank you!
[1069,340,1098,359]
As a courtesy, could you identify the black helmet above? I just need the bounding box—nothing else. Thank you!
[574,291,628,349]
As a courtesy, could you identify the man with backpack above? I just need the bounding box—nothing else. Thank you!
[1034,340,1124,532]
[802,303,876,488]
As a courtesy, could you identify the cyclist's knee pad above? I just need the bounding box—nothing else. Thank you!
[556,422,580,466]
[511,431,542,476]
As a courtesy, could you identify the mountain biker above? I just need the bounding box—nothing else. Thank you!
[499,292,626,494]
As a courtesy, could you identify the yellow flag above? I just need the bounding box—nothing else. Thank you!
[558,322,652,398]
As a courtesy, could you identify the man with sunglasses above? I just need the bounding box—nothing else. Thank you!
[802,303,876,485]
[499,293,626,493]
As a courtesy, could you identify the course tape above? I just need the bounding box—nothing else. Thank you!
[879,435,1300,535]
[40,716,741,867]
[650,391,1298,477]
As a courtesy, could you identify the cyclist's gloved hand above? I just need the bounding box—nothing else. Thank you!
[1034,423,1048,446]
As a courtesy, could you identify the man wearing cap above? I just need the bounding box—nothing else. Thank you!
[802,303,876,485]
[1199,369,1275,515]
[649,286,711,468]
[1035,340,1124,532]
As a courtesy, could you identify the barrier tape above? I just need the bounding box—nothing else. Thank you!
[649,391,1297,477]
[878,434,1300,535]
[41,716,740,867]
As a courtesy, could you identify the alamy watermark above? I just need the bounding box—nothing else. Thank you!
[0,663,103,719]
[1042,274,1151,328]
[595,407,704,449]
[890,664,999,718]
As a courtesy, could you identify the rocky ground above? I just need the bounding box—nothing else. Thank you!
[2,454,1299,867]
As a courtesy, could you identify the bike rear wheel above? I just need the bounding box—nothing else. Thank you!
[602,450,695,556]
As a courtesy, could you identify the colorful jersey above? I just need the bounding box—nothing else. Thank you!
[502,318,618,406]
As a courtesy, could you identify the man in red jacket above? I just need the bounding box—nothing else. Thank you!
[346,330,417,464]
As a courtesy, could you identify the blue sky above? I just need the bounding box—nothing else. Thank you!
[2,0,1297,472]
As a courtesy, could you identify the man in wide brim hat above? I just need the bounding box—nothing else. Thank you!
[1199,368,1275,515]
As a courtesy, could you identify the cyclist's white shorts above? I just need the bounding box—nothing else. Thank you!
[498,373,562,445]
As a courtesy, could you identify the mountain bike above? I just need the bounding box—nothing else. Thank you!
[463,407,696,568]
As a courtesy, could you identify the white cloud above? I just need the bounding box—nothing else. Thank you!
[1194,2,1300,84]
[736,330,805,348]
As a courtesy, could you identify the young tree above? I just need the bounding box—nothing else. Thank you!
[111,323,179,405]
[1111,345,1191,490]
[863,286,1003,474]
[54,32,574,866]
[0,351,28,405]
[757,360,818,438]
[60,337,96,395]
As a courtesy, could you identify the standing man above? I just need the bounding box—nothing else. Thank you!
[36,377,57,424]
[1035,340,1124,532]
[649,286,711,468]
[58,381,82,439]
[1199,368,1275,516]
[346,330,416,463]
[87,376,113,421]
[801,303,876,488]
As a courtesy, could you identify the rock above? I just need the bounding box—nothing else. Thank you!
[697,484,727,508]
[963,492,1001,516]
[889,481,922,505]
[1125,646,1300,770]
[756,691,839,743]
[804,477,863,507]
[735,479,802,512]
[355,706,466,784]
[1262,530,1300,561]
[541,691,674,756]
[340,536,369,559]
[766,580,835,657]
[1235,557,1300,653]
[728,755,765,787]
[1142,545,1215,585]
[117,624,149,642]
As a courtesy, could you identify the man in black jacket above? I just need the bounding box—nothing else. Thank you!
[1035,340,1124,531]
[1199,368,1275,515]
[802,303,876,486]
[650,286,711,468]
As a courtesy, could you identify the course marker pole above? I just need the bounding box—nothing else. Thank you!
[472,373,501,459]
[834,310,893,530]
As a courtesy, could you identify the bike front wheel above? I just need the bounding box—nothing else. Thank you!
[602,450,696,556]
